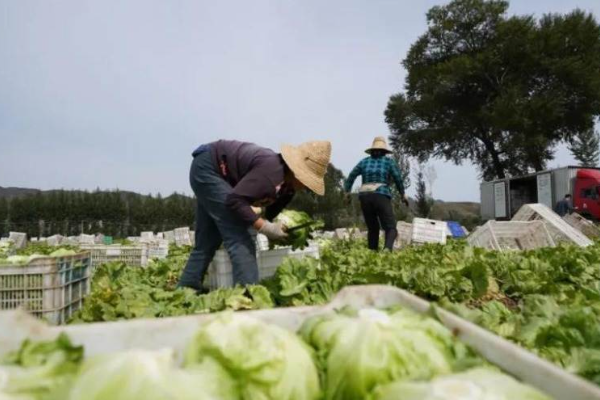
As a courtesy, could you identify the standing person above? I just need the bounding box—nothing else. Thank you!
[555,194,573,217]
[344,137,407,251]
[178,140,331,291]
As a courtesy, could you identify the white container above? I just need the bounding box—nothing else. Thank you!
[8,232,27,249]
[140,231,155,241]
[411,218,447,245]
[467,221,555,251]
[174,227,192,246]
[258,245,319,281]
[206,246,320,289]
[0,285,598,399]
[163,231,175,243]
[395,221,413,248]
[147,239,169,259]
[563,212,600,238]
[77,234,95,245]
[0,252,91,325]
[80,244,149,268]
[512,203,592,247]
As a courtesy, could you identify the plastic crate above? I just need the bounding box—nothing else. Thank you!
[0,252,91,325]
[563,213,600,238]
[467,221,555,251]
[8,232,27,249]
[446,221,467,238]
[147,240,169,259]
[163,231,175,243]
[258,246,319,281]
[2,285,599,400]
[76,234,95,245]
[174,227,192,246]
[411,218,447,245]
[512,203,592,247]
[395,221,413,248]
[80,244,149,268]
[206,246,320,289]
[45,235,63,247]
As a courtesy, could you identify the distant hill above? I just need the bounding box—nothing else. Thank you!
[0,186,187,200]
[0,187,41,199]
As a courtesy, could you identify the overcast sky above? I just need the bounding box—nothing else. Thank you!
[1,0,599,202]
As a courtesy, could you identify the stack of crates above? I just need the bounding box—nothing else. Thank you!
[0,252,91,325]
[80,244,149,268]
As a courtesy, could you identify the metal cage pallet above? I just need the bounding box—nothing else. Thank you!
[80,244,149,268]
[0,252,91,325]
[467,220,555,251]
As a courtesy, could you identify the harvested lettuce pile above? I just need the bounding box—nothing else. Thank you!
[0,309,550,400]
[271,210,323,250]
[70,246,274,322]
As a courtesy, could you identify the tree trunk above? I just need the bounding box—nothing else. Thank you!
[479,135,506,179]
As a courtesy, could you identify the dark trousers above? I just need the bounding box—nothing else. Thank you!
[178,147,258,290]
[359,193,397,251]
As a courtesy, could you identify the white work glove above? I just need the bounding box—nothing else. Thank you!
[259,221,288,240]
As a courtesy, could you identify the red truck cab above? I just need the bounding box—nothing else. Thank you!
[573,169,600,220]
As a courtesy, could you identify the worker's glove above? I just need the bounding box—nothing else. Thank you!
[259,221,288,240]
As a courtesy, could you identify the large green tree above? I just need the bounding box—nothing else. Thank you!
[569,128,600,167]
[385,0,600,180]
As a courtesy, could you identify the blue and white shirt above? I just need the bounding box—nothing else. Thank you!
[344,156,405,198]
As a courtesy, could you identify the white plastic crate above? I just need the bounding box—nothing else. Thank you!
[467,221,555,251]
[411,218,447,245]
[147,239,169,259]
[94,234,105,244]
[62,236,79,246]
[258,245,319,281]
[141,231,155,241]
[127,236,141,243]
[395,221,413,248]
[563,212,600,238]
[512,203,592,247]
[8,232,27,249]
[2,285,599,400]
[77,234,95,245]
[163,231,175,243]
[0,252,91,325]
[206,246,320,289]
[80,244,149,268]
[174,227,192,246]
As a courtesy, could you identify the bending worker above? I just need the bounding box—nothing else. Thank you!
[178,139,331,290]
[344,137,407,251]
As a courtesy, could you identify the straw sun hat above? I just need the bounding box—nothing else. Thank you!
[281,141,331,196]
[365,136,393,154]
